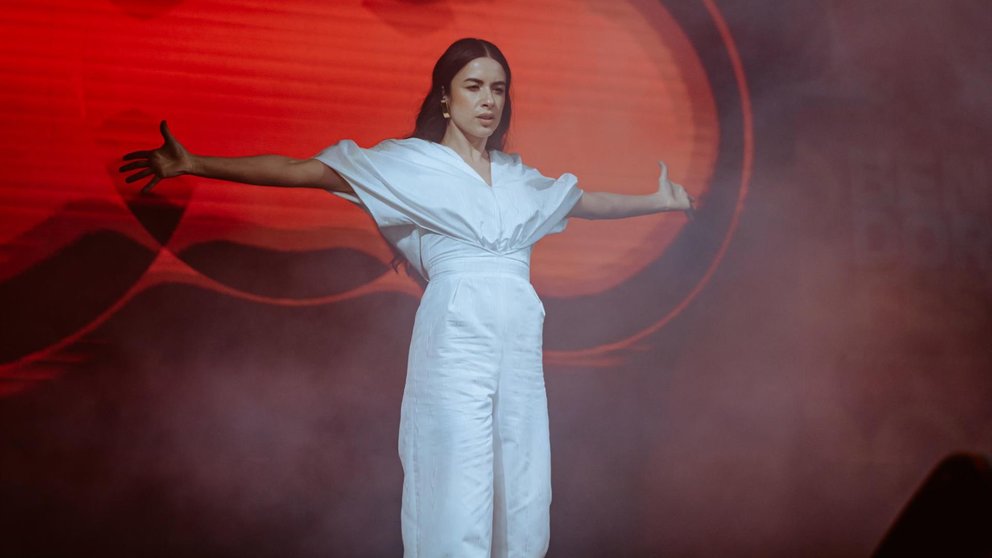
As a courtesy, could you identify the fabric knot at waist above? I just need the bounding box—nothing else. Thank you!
[427,255,530,282]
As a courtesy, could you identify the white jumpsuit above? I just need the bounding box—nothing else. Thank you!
[315,138,583,558]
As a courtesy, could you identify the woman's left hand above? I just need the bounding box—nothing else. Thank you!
[655,161,695,218]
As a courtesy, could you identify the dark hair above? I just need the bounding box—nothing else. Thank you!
[410,38,513,151]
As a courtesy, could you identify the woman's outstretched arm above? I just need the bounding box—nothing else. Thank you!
[118,120,353,195]
[567,162,694,220]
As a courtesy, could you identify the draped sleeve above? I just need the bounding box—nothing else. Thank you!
[312,139,441,279]
[496,151,584,248]
[312,139,416,229]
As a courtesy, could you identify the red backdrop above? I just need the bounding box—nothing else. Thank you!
[0,0,750,393]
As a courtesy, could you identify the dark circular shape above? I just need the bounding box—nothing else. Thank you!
[545,0,753,354]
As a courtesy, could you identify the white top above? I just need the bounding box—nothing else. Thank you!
[313,137,583,280]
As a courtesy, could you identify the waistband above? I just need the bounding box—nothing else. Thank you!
[427,257,530,281]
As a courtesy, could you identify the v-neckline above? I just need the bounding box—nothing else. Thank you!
[435,142,495,188]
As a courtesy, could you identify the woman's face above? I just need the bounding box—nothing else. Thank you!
[444,57,507,144]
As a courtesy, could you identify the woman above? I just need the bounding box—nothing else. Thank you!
[120,38,692,558]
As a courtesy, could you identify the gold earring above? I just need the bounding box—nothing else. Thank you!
[440,86,451,119]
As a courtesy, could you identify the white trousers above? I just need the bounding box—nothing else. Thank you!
[399,259,551,558]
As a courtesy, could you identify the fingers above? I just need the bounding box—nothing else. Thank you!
[672,182,695,216]
[141,176,161,194]
[658,161,697,218]
[124,168,153,184]
[674,184,695,220]
[118,160,149,173]
[119,121,171,194]
[122,150,152,160]
[160,119,173,143]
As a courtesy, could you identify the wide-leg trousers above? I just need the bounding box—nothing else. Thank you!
[399,261,551,558]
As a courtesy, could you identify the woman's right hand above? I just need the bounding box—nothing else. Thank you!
[119,120,194,193]
[655,161,695,219]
